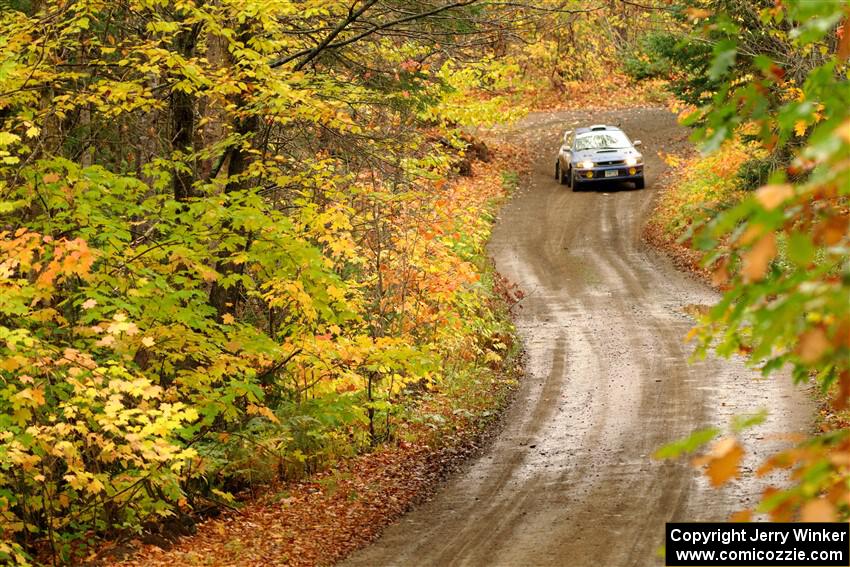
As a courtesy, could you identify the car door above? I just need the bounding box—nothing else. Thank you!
[559,131,573,170]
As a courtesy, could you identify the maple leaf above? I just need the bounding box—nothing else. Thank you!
[741,232,777,282]
[729,509,752,522]
[755,184,793,210]
[711,258,730,287]
[693,437,744,487]
[685,8,712,20]
[801,499,835,522]
[796,328,830,364]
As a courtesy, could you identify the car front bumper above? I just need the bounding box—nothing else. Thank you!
[574,165,644,183]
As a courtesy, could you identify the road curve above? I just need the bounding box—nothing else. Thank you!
[342,108,811,567]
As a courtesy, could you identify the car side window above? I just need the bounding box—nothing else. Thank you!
[564,132,573,149]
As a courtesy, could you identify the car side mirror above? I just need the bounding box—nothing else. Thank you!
[563,130,572,144]
[633,140,642,147]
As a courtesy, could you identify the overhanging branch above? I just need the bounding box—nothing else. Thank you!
[271,0,482,69]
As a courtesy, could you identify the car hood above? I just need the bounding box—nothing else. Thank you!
[573,148,640,161]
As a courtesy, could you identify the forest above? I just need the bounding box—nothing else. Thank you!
[1,0,849,565]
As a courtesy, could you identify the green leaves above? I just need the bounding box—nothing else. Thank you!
[708,39,737,80]
[655,427,720,460]
[786,232,816,267]
[663,0,850,522]
[0,0,525,560]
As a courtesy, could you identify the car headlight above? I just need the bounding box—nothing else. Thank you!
[577,160,594,169]
[625,156,640,166]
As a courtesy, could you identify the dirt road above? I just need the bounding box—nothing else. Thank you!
[342,108,811,567]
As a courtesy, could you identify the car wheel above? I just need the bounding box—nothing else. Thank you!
[635,176,645,190]
[571,169,580,192]
[555,162,560,180]
[558,162,569,185]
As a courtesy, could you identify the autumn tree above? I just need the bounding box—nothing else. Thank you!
[664,0,850,522]
[0,0,534,562]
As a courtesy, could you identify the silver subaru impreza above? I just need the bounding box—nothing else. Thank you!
[555,125,645,191]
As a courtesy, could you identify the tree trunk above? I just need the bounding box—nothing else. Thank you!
[170,20,204,201]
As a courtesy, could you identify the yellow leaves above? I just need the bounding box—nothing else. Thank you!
[88,477,105,494]
[14,386,45,408]
[0,4,531,547]
[741,232,777,282]
[62,474,86,491]
[483,350,502,364]
[105,312,139,337]
[813,103,825,124]
[686,8,712,20]
[197,264,219,283]
[693,437,744,487]
[0,355,27,372]
[263,279,318,321]
[53,441,81,467]
[62,472,105,494]
[755,184,793,210]
[0,131,21,147]
[659,150,682,168]
[117,376,163,400]
[793,120,807,137]
[247,403,279,424]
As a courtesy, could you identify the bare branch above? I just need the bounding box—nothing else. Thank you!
[291,0,381,71]
[271,0,482,69]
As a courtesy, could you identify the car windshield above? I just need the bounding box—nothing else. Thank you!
[574,131,631,151]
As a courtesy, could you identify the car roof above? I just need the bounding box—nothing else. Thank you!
[574,125,623,135]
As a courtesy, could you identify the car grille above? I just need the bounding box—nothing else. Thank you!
[597,159,625,166]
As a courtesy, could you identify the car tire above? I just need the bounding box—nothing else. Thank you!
[571,169,580,192]
[558,162,569,185]
[555,162,560,180]
[635,176,645,190]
